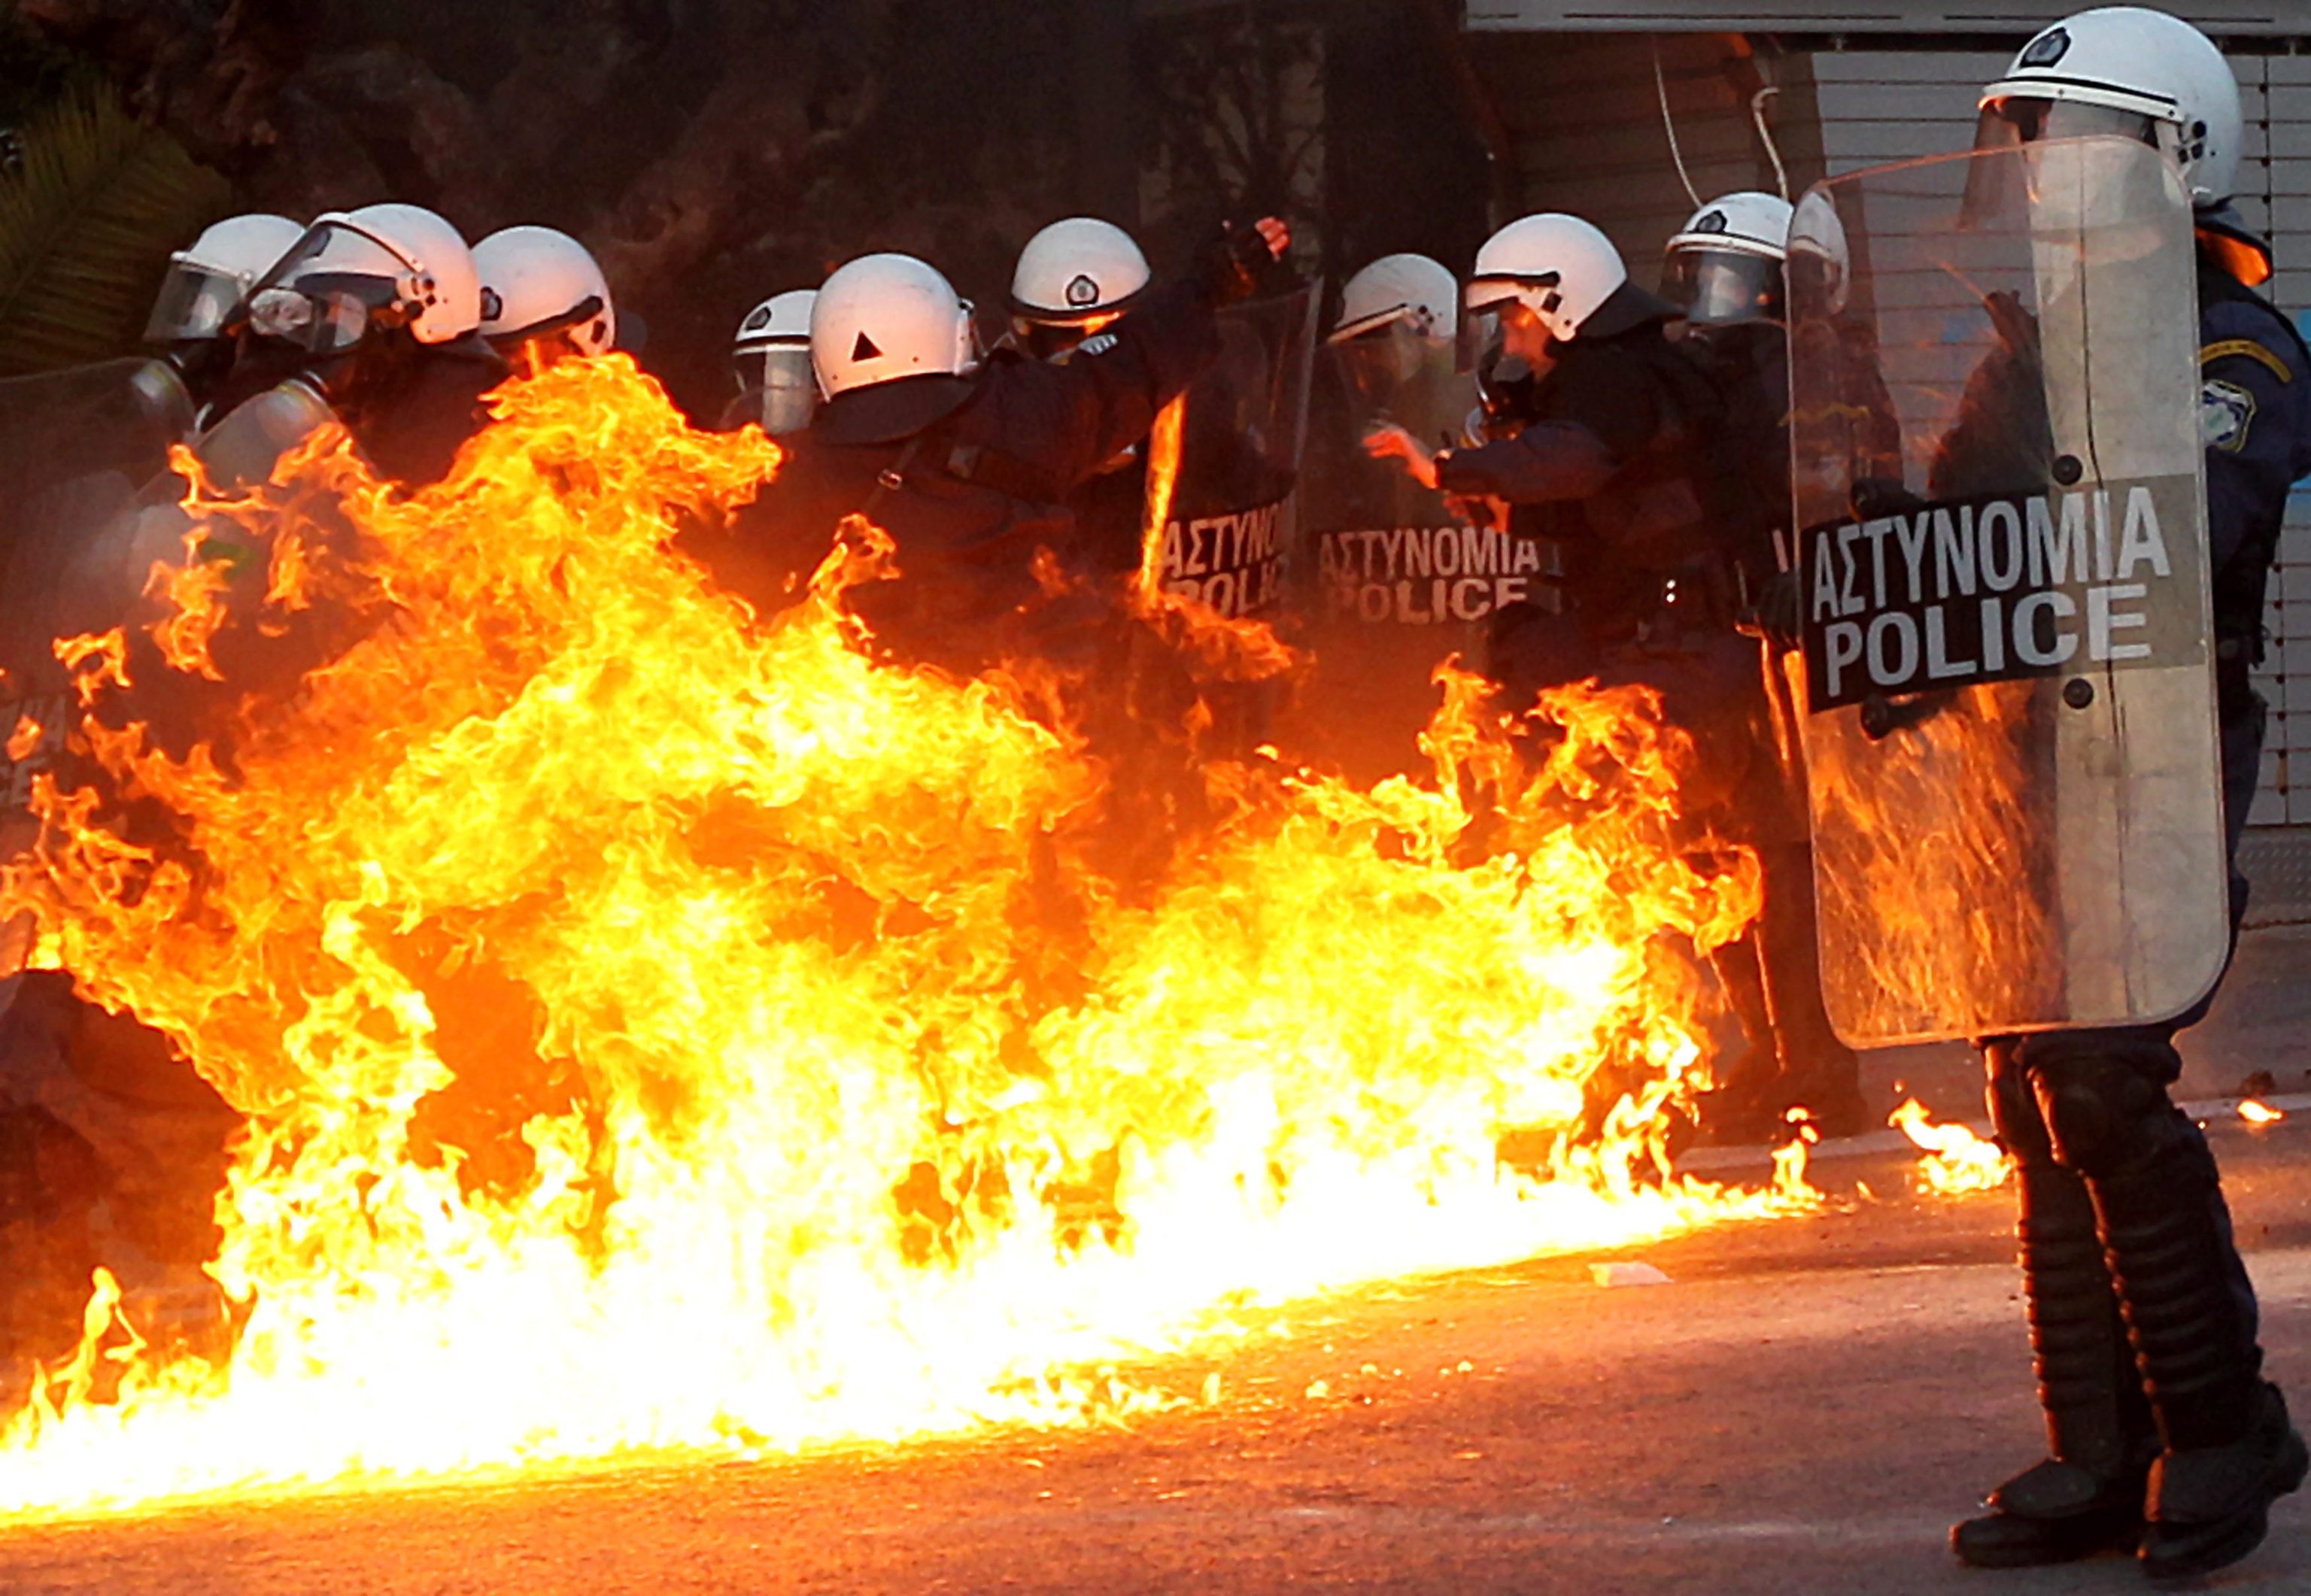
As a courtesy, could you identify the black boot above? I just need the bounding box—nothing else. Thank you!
[1953,1159,2156,1568]
[2091,1126,2309,1579]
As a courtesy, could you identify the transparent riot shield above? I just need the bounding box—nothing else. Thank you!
[0,360,197,979]
[53,374,337,651]
[1785,136,2225,1046]
[1,375,336,976]
[1291,324,1512,775]
[0,362,193,795]
[1141,289,1319,621]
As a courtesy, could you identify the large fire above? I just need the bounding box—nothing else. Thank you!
[0,357,1824,1516]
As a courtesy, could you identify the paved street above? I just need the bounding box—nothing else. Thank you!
[0,930,2306,1594]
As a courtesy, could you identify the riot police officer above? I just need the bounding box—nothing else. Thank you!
[1661,191,1796,592]
[1006,217,1159,587]
[229,203,506,489]
[1655,195,1867,1142]
[1295,252,1495,781]
[1938,8,2311,1578]
[142,212,305,426]
[770,217,1289,676]
[727,289,818,435]
[473,226,620,371]
[1365,215,1757,697]
[1368,214,1869,1137]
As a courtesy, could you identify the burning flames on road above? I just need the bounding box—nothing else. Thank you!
[1890,1098,2013,1196]
[0,358,1826,1516]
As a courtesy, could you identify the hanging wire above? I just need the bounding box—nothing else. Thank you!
[1652,35,1703,210]
[1751,84,1791,201]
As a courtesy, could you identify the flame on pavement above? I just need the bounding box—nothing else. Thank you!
[1889,1098,2012,1195]
[0,357,1821,1516]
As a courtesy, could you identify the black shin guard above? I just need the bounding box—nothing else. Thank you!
[2030,1042,2306,1578]
[2018,1162,2154,1479]
[1951,1048,2152,1569]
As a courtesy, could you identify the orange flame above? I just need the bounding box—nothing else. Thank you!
[1889,1098,2012,1195]
[2238,1098,2285,1126]
[0,356,1818,1516]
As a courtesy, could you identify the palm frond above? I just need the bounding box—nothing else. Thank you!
[0,80,230,377]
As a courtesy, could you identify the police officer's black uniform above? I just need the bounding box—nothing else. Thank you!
[767,281,1221,679]
[1956,225,2311,1576]
[1435,281,1870,1136]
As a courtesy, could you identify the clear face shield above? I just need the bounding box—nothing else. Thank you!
[496,294,610,369]
[1451,302,1540,433]
[1013,311,1120,364]
[1963,96,2170,231]
[235,220,417,356]
[1456,298,1504,379]
[143,260,252,344]
[723,345,818,433]
[1660,247,1786,327]
[1334,317,1446,405]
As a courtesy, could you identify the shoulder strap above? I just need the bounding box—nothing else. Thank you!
[859,431,932,520]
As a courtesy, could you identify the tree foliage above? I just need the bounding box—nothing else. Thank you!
[0,77,226,375]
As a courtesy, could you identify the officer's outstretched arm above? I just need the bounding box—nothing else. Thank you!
[1433,421,1618,505]
[974,217,1288,493]
[967,281,1223,494]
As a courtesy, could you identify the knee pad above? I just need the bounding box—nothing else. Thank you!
[2025,1046,2173,1179]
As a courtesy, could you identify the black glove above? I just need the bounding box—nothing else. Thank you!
[1203,218,1284,307]
[1743,566,1804,651]
[1848,475,1923,520]
[1982,288,2042,364]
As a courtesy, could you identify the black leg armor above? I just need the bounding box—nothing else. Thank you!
[1951,1041,2155,1569]
[2024,1030,2306,1578]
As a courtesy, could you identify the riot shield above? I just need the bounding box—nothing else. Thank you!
[1291,325,1518,775]
[0,375,335,983]
[60,377,339,640]
[1786,136,2225,1046]
[0,360,194,803]
[1142,289,1318,621]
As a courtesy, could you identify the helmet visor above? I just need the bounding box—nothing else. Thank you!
[1455,305,1502,378]
[495,294,609,355]
[1660,248,1785,326]
[1014,311,1122,363]
[144,261,251,343]
[243,277,393,356]
[1964,105,2167,233]
[240,220,417,347]
[1974,96,2162,153]
[726,347,819,433]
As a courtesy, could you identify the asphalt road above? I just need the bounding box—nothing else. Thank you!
[2,933,2309,1594]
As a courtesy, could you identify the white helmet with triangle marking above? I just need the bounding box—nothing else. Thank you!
[808,253,983,441]
[810,253,978,399]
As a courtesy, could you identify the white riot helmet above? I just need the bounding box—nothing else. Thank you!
[1465,214,1663,344]
[1978,7,2240,210]
[728,287,818,434]
[1786,190,1853,317]
[1662,192,1793,328]
[1009,218,1149,325]
[809,253,981,444]
[242,203,481,353]
[145,213,303,343]
[736,288,816,359]
[474,226,615,359]
[1330,253,1457,344]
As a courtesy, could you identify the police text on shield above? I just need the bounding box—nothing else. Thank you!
[1800,475,2206,712]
